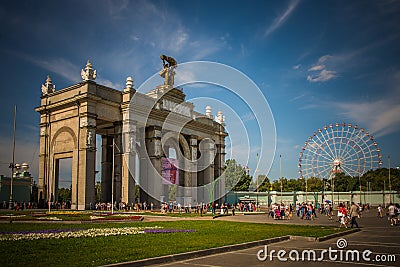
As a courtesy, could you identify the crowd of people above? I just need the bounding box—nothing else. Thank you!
[265,201,400,227]
[378,203,400,226]
[0,200,74,210]
[336,202,361,228]
[2,198,399,227]
[0,201,38,210]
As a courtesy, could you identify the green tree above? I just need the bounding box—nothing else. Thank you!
[257,174,272,192]
[362,168,400,192]
[58,187,71,202]
[225,159,249,191]
[232,173,252,191]
[287,178,303,191]
[306,177,324,192]
[271,178,285,191]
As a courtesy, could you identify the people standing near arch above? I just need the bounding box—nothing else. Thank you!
[350,202,359,228]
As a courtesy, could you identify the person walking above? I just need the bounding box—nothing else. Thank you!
[388,203,397,226]
[377,204,383,218]
[338,203,348,228]
[349,202,359,228]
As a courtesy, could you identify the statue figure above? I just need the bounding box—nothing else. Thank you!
[128,136,135,152]
[81,60,97,81]
[160,55,177,68]
[87,130,94,147]
[154,139,162,156]
[159,55,177,86]
[41,75,55,96]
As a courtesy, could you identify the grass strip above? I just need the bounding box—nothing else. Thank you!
[0,220,343,267]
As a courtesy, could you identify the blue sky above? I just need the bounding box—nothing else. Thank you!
[1,0,400,187]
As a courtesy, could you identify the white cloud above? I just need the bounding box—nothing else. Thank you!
[307,54,337,83]
[317,55,332,63]
[308,65,325,71]
[334,99,400,138]
[289,94,305,102]
[298,103,318,110]
[96,77,122,90]
[24,54,123,89]
[104,0,130,18]
[23,56,80,83]
[175,68,197,86]
[264,0,301,38]
[321,70,400,138]
[307,69,337,82]
[176,31,188,47]
[292,64,301,70]
[121,2,224,63]
[130,35,140,41]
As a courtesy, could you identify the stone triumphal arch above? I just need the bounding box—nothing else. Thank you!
[36,57,227,210]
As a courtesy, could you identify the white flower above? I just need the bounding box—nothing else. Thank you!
[0,226,163,241]
[36,217,62,221]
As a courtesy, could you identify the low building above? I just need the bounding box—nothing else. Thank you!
[0,163,34,208]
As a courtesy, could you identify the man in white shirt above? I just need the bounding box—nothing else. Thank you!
[388,203,397,226]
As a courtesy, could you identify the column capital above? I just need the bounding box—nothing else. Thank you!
[80,117,96,128]
[189,136,198,147]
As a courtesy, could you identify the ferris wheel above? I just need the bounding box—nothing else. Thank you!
[298,123,382,181]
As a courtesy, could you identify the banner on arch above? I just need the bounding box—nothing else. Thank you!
[161,157,179,185]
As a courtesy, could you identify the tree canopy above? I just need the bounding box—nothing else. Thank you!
[224,159,252,191]
[225,157,400,193]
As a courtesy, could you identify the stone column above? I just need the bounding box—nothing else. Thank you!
[189,136,201,205]
[77,119,96,210]
[199,139,215,204]
[113,122,123,204]
[121,120,136,204]
[101,136,113,202]
[214,128,227,204]
[121,81,136,205]
[163,142,170,199]
[38,120,48,206]
[142,126,162,206]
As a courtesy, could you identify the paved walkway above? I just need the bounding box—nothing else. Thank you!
[140,210,400,267]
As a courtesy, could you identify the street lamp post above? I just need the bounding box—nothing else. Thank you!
[305,177,308,204]
[331,175,335,208]
[8,106,17,210]
[358,158,362,204]
[111,138,115,214]
[388,156,392,204]
[383,180,386,208]
[256,153,259,207]
[280,155,282,204]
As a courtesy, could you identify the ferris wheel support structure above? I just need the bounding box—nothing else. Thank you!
[298,123,382,206]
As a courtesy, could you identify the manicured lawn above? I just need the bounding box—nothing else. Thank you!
[0,220,343,267]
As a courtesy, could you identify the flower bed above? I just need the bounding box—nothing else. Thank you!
[31,213,47,217]
[49,211,85,216]
[0,226,195,241]
[0,214,26,219]
[36,216,62,221]
[90,214,143,221]
[144,229,195,234]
